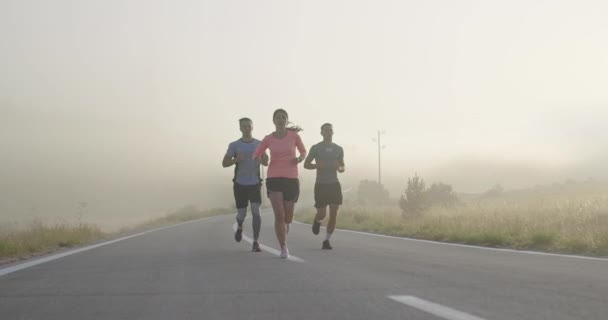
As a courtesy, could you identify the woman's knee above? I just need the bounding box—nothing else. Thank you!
[284,215,293,224]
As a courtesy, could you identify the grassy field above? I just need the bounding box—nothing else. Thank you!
[0,206,232,262]
[0,221,104,262]
[297,185,608,256]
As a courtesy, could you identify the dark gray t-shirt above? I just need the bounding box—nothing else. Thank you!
[225,139,261,185]
[306,142,344,184]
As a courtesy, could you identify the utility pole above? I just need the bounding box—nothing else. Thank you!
[373,130,386,185]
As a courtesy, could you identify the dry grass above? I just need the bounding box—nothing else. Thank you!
[297,191,608,256]
[0,221,104,259]
[1,207,233,261]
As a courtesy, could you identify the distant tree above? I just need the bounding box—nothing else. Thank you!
[426,183,459,206]
[399,173,428,215]
[400,174,460,216]
[357,180,390,205]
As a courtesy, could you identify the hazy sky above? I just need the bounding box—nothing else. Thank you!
[2,1,607,227]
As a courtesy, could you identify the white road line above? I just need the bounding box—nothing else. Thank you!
[232,223,305,263]
[388,295,487,320]
[0,214,227,277]
[292,221,608,262]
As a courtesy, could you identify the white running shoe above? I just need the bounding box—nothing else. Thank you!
[280,246,289,259]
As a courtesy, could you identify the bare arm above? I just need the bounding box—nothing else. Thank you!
[222,143,237,167]
[337,148,345,173]
[222,155,236,168]
[303,145,316,170]
[294,133,307,164]
[337,159,345,173]
[261,152,269,167]
[303,159,316,170]
[223,153,244,168]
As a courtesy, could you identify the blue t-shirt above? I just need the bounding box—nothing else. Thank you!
[225,139,262,185]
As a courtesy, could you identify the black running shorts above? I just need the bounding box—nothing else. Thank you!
[314,182,343,208]
[266,178,300,202]
[233,183,262,209]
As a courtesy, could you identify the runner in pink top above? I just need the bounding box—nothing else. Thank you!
[253,108,307,259]
[253,130,306,178]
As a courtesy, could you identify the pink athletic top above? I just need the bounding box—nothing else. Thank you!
[253,131,307,179]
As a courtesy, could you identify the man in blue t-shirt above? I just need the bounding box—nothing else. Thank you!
[222,117,268,252]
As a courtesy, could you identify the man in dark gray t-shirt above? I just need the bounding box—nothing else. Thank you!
[304,123,345,250]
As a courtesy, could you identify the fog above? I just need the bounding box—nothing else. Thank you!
[2,1,607,229]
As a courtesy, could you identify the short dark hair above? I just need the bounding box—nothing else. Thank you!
[239,117,252,125]
[321,123,332,130]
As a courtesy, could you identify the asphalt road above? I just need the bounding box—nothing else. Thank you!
[1,211,607,320]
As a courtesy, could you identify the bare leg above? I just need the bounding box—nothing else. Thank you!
[269,192,286,247]
[283,201,295,234]
[315,206,327,223]
[250,202,261,241]
[327,204,340,235]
